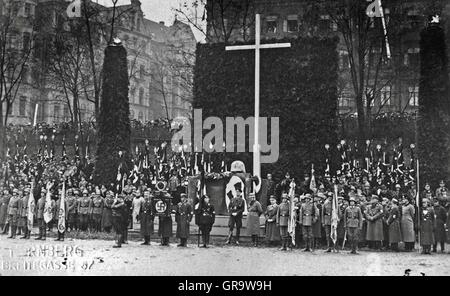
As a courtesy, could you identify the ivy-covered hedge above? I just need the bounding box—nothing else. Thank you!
[193,37,339,180]
[418,24,450,188]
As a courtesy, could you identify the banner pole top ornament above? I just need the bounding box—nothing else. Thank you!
[67,0,82,18]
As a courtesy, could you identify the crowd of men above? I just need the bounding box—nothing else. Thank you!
[0,136,449,254]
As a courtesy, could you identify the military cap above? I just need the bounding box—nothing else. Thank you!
[304,193,312,200]
[349,197,356,202]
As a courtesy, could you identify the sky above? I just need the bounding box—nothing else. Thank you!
[95,0,205,41]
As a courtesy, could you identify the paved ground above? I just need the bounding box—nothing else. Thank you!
[0,235,449,276]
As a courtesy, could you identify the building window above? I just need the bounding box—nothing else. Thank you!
[139,88,144,106]
[54,104,60,121]
[130,109,135,119]
[409,86,419,106]
[266,16,278,33]
[287,15,298,32]
[24,3,32,17]
[19,97,26,116]
[406,48,420,68]
[381,85,392,106]
[138,111,143,122]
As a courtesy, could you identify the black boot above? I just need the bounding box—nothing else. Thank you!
[113,234,122,248]
[7,226,16,238]
[440,242,445,253]
[20,227,28,239]
[141,236,150,245]
[325,238,331,252]
[432,244,437,253]
[255,236,259,247]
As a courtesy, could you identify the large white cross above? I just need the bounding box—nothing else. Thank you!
[226,14,291,178]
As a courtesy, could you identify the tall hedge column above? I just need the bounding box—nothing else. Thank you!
[418,19,450,187]
[94,43,131,185]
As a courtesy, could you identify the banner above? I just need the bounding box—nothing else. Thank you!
[43,184,53,224]
[58,182,66,234]
[331,185,339,244]
[27,185,35,232]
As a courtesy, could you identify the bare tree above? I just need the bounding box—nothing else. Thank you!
[0,0,35,157]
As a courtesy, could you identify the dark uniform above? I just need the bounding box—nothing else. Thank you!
[123,194,133,243]
[90,194,104,232]
[6,190,20,238]
[276,199,290,250]
[226,195,245,245]
[322,197,338,251]
[386,203,402,251]
[18,190,30,239]
[419,204,435,254]
[77,194,91,231]
[299,197,318,251]
[102,193,114,232]
[197,200,215,248]
[344,201,363,254]
[67,192,78,231]
[111,195,125,248]
[158,194,173,246]
[35,193,47,240]
[433,203,447,252]
[139,193,154,245]
[175,199,193,247]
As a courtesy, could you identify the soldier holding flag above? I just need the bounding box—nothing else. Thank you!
[55,181,68,241]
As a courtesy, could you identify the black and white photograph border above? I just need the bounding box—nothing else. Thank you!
[0,0,450,278]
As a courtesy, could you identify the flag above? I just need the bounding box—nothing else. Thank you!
[287,180,297,245]
[58,181,66,234]
[309,165,316,192]
[27,185,35,232]
[43,185,53,224]
[331,185,339,244]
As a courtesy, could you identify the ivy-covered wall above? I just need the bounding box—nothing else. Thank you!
[193,37,339,180]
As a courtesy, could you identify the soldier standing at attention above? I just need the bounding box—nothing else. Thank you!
[6,189,21,239]
[175,193,193,247]
[78,189,91,231]
[90,193,104,232]
[67,189,78,232]
[0,189,11,234]
[102,191,115,233]
[276,193,290,251]
[140,191,154,245]
[322,192,335,252]
[344,197,363,254]
[198,195,215,248]
[158,193,173,246]
[299,193,318,251]
[111,194,125,248]
[35,189,47,240]
[386,198,402,252]
[419,198,435,255]
[365,195,384,250]
[18,187,30,239]
[247,192,263,247]
[226,187,245,245]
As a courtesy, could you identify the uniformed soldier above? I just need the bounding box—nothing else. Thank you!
[6,189,21,238]
[18,187,30,239]
[386,198,402,251]
[123,191,134,243]
[276,193,290,251]
[0,189,11,234]
[111,194,126,248]
[419,198,435,255]
[140,191,154,245]
[90,193,104,232]
[226,187,245,245]
[77,189,91,231]
[35,189,47,240]
[158,193,173,246]
[102,191,115,233]
[175,193,193,247]
[198,195,215,248]
[365,195,384,250]
[322,192,336,252]
[247,192,263,247]
[344,197,363,254]
[299,193,319,251]
[67,189,78,231]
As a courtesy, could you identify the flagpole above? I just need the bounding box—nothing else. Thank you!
[416,159,420,253]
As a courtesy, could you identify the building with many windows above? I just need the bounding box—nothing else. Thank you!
[3,0,196,126]
[205,0,450,115]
